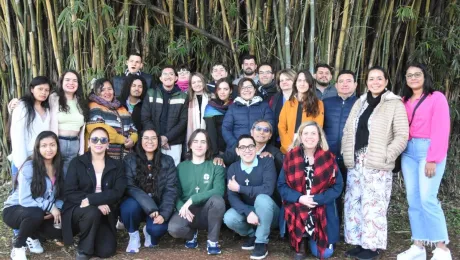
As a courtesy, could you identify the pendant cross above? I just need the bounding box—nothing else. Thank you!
[195,186,200,193]
[245,179,250,186]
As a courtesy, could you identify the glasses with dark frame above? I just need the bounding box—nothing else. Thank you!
[238,144,256,152]
[90,137,109,144]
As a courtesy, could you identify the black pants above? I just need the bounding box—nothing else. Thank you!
[168,195,226,242]
[71,206,117,258]
[3,205,62,248]
[336,156,348,227]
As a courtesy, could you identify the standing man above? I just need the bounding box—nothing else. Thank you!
[233,55,259,86]
[207,63,229,94]
[113,51,153,96]
[323,69,358,224]
[224,135,279,260]
[141,66,188,166]
[118,75,147,132]
[256,63,277,101]
[314,63,337,100]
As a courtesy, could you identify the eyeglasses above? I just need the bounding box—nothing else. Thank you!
[405,72,423,79]
[258,71,273,75]
[161,72,175,77]
[253,126,271,133]
[90,137,109,144]
[238,144,256,152]
[177,70,190,76]
[142,136,158,142]
[241,85,254,91]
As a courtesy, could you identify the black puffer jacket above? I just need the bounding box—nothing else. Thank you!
[123,152,177,220]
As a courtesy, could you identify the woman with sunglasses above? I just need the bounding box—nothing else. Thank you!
[121,128,177,253]
[62,127,126,260]
[4,131,64,260]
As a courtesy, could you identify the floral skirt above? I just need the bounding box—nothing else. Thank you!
[343,148,393,250]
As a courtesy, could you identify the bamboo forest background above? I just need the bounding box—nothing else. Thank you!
[0,0,459,195]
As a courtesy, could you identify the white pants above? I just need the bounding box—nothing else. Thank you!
[161,144,182,166]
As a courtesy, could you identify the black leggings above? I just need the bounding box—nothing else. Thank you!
[3,205,62,248]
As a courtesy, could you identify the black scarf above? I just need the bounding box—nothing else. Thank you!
[354,91,384,152]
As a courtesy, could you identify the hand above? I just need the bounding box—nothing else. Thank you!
[8,98,19,114]
[149,211,159,219]
[179,200,194,222]
[153,215,165,224]
[425,162,436,178]
[80,198,89,208]
[247,211,259,225]
[44,213,53,220]
[259,151,273,158]
[125,138,135,148]
[160,136,169,149]
[50,206,61,224]
[299,194,318,208]
[213,157,225,167]
[98,205,111,215]
[227,175,240,192]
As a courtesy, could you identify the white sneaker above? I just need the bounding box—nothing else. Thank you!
[10,247,27,260]
[143,226,157,248]
[397,245,426,260]
[126,231,141,253]
[26,237,44,254]
[116,219,125,230]
[431,248,452,260]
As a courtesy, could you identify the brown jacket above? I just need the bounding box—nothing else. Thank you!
[341,91,409,171]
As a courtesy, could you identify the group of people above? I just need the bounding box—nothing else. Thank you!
[4,51,452,260]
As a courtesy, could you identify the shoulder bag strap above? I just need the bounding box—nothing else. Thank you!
[409,94,428,126]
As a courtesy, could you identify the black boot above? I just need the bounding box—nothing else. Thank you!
[294,238,307,260]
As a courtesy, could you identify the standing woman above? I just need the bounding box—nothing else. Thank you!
[204,78,233,155]
[278,122,343,259]
[278,70,324,154]
[121,128,177,253]
[186,72,210,144]
[87,78,138,160]
[10,76,52,178]
[341,66,408,259]
[50,70,88,176]
[4,131,64,260]
[397,63,452,260]
[62,127,126,260]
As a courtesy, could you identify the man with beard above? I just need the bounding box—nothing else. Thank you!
[314,63,337,100]
[233,55,259,86]
[256,63,278,101]
[118,75,148,132]
[207,64,229,94]
[113,51,153,97]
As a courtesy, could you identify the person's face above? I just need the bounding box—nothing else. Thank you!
[159,68,178,87]
[177,69,191,81]
[405,66,424,91]
[39,137,58,161]
[367,69,388,96]
[216,82,232,101]
[141,130,158,154]
[240,81,256,101]
[301,125,320,150]
[336,73,357,97]
[62,72,78,95]
[242,59,257,76]
[315,67,332,86]
[236,138,257,164]
[130,79,143,98]
[31,84,51,102]
[250,122,272,144]
[191,75,204,94]
[258,65,274,85]
[279,73,294,91]
[98,81,114,102]
[89,130,109,154]
[211,65,228,81]
[126,55,143,73]
[296,73,310,94]
[190,133,208,158]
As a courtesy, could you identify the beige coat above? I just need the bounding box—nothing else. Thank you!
[341,91,409,171]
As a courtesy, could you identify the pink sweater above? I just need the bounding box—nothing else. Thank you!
[404,91,450,162]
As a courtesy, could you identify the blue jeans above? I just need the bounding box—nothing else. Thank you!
[120,197,168,244]
[59,137,80,178]
[309,239,334,259]
[401,138,449,244]
[223,194,279,244]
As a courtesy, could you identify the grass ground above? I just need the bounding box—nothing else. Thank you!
[0,179,458,260]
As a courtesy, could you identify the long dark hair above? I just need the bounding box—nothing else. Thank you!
[402,62,435,101]
[186,129,213,160]
[119,74,148,105]
[57,70,89,121]
[134,129,162,200]
[30,131,63,199]
[291,70,320,117]
[213,77,232,104]
[366,65,392,91]
[20,76,52,130]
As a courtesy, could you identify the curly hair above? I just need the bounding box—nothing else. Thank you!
[291,70,320,117]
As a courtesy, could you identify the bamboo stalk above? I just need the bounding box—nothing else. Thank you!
[29,31,38,77]
[45,0,63,76]
[36,0,45,75]
[273,0,285,68]
[309,0,315,73]
[184,0,190,66]
[143,7,150,62]
[168,0,174,62]
[219,0,240,74]
[334,0,350,76]
[298,0,309,69]
[70,0,80,71]
[285,0,291,68]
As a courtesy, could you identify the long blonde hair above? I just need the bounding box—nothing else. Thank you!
[290,121,329,151]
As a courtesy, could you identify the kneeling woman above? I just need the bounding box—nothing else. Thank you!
[62,127,126,259]
[3,131,64,260]
[121,128,177,253]
[168,129,226,255]
[278,121,343,259]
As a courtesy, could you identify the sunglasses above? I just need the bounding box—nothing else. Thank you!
[90,137,109,144]
[253,126,271,133]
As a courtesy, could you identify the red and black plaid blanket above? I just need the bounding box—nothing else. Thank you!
[283,146,337,258]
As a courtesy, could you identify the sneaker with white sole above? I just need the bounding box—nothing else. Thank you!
[397,245,426,260]
[126,231,141,253]
[116,219,125,230]
[26,237,44,254]
[143,226,158,248]
[10,247,27,260]
[430,248,452,260]
[185,230,198,249]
